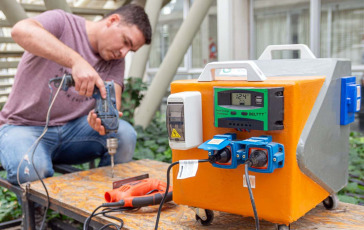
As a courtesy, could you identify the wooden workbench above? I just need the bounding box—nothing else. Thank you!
[28,159,364,230]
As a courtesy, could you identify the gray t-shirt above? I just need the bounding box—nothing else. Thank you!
[0,10,124,126]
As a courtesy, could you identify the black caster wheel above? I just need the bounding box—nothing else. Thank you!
[276,224,290,230]
[323,194,338,210]
[195,209,214,226]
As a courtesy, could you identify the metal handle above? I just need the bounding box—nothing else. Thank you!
[197,61,266,82]
[258,44,316,60]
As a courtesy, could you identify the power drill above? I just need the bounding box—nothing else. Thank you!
[51,74,119,178]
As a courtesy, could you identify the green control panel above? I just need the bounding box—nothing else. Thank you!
[214,87,284,130]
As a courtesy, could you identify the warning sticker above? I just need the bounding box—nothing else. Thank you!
[177,160,199,179]
[207,139,224,145]
[171,128,181,138]
[243,175,256,188]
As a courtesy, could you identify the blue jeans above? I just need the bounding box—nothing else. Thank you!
[0,116,136,185]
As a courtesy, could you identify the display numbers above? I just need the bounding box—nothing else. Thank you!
[231,93,251,106]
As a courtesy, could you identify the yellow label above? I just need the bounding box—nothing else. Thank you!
[171,128,181,138]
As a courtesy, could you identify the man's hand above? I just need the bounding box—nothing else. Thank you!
[87,110,123,136]
[71,59,106,98]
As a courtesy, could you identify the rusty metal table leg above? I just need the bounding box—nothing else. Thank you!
[22,183,36,230]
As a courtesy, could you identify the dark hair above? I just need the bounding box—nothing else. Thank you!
[106,4,152,45]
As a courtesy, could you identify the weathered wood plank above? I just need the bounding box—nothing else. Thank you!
[29,159,364,229]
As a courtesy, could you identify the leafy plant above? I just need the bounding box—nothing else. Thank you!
[338,132,364,205]
[133,113,171,163]
[121,77,148,125]
[0,172,21,222]
[121,78,171,163]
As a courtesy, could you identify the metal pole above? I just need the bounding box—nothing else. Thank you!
[0,0,28,26]
[249,0,255,59]
[310,0,321,57]
[134,0,214,128]
[128,0,164,79]
[327,6,332,58]
[217,0,233,61]
[44,0,72,13]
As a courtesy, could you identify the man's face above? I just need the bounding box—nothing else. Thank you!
[98,15,146,61]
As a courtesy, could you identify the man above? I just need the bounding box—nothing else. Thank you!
[0,4,151,185]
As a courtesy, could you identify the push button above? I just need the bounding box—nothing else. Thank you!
[256,96,263,104]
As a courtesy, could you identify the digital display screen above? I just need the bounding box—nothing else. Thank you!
[231,93,251,106]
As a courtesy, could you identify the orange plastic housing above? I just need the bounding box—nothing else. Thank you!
[171,76,328,225]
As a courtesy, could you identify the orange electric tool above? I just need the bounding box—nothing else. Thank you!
[104,175,173,208]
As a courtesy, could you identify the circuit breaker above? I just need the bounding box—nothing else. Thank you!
[166,91,202,150]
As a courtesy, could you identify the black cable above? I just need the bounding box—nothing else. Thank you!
[84,205,103,230]
[100,213,123,230]
[98,223,121,230]
[30,137,50,230]
[84,205,134,230]
[154,159,209,230]
[27,75,67,230]
[245,162,260,230]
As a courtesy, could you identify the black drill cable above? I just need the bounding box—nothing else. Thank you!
[154,159,209,230]
[26,75,67,230]
[98,223,121,230]
[30,136,50,230]
[84,205,134,230]
[100,212,124,230]
[245,163,260,230]
[84,205,103,230]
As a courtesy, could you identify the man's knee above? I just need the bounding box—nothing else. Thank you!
[6,158,54,185]
[117,120,137,144]
[114,120,137,163]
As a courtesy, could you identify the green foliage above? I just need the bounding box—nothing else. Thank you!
[121,78,171,163]
[121,77,148,125]
[338,132,364,205]
[133,112,171,163]
[0,172,21,222]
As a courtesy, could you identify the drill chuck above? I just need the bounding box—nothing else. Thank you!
[107,137,118,178]
[107,137,118,156]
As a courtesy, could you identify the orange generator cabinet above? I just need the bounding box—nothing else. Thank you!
[166,45,361,227]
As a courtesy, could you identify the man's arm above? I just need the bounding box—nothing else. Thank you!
[11,18,106,98]
[88,83,123,135]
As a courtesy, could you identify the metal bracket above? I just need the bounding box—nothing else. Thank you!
[112,174,149,189]
[189,207,207,221]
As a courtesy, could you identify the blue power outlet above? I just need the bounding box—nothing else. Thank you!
[198,134,284,173]
[340,76,361,125]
